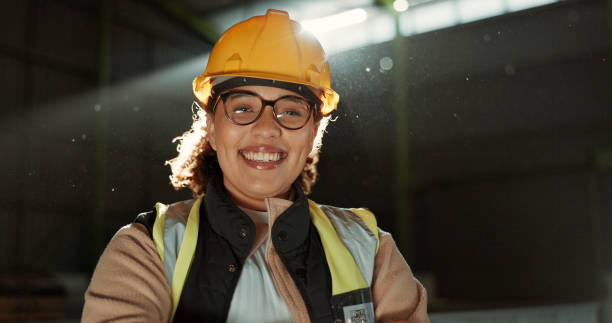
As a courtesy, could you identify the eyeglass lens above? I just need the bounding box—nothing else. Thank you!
[223,92,311,129]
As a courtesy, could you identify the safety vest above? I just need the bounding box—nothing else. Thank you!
[151,197,380,323]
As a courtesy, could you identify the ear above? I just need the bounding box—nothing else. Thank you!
[207,113,217,151]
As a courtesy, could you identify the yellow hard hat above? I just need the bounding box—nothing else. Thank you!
[192,9,339,116]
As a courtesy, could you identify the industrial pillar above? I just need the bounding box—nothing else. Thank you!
[88,0,112,271]
[392,13,414,262]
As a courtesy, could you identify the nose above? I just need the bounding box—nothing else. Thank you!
[251,105,281,138]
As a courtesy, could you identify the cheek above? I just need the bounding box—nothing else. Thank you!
[220,127,242,148]
[208,127,217,151]
[207,111,225,151]
[294,127,317,157]
[213,124,249,162]
[212,114,233,150]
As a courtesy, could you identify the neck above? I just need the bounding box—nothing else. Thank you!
[230,195,268,212]
[222,181,295,212]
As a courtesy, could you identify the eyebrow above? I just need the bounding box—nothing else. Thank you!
[227,90,307,102]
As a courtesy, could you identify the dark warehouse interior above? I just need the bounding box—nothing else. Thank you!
[0,0,610,321]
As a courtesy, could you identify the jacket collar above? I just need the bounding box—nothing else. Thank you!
[203,174,311,257]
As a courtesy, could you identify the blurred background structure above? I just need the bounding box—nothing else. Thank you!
[0,0,610,321]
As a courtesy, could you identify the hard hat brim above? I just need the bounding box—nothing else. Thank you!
[194,73,339,116]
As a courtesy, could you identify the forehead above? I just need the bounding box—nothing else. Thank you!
[230,85,303,100]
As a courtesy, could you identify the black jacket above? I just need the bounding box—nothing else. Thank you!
[138,175,335,322]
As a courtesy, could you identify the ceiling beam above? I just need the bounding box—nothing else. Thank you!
[145,0,220,45]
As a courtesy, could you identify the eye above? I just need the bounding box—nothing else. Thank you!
[232,105,254,114]
[225,93,259,115]
[276,97,309,118]
[278,108,304,117]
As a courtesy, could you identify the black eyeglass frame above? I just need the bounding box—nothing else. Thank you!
[212,89,318,130]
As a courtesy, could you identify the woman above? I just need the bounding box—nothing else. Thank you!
[83,9,428,323]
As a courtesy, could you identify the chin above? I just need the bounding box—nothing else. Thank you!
[242,175,290,197]
[249,183,288,199]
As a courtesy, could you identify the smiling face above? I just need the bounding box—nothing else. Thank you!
[208,85,318,211]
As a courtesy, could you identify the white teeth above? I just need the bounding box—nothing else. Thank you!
[242,151,282,162]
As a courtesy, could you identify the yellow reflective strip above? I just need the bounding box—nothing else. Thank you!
[308,200,367,295]
[153,203,168,262]
[170,197,202,321]
[350,208,379,253]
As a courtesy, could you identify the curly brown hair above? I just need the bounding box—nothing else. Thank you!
[166,101,330,197]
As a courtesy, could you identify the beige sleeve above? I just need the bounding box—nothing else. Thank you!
[372,230,430,323]
[82,223,172,323]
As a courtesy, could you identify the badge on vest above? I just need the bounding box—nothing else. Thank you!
[331,288,375,323]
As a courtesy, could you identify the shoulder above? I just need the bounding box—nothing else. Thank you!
[371,228,429,322]
[83,223,172,321]
[309,201,376,220]
[376,227,392,242]
[310,201,378,237]
[157,198,197,222]
[92,222,162,276]
[109,222,157,251]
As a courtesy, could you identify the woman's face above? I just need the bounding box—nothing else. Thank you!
[208,85,318,210]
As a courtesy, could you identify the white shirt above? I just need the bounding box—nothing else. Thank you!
[226,208,292,323]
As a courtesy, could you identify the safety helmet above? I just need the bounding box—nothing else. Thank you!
[192,9,339,116]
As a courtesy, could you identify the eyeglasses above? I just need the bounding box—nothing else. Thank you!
[213,90,316,130]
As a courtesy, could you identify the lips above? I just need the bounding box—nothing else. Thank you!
[239,145,287,169]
